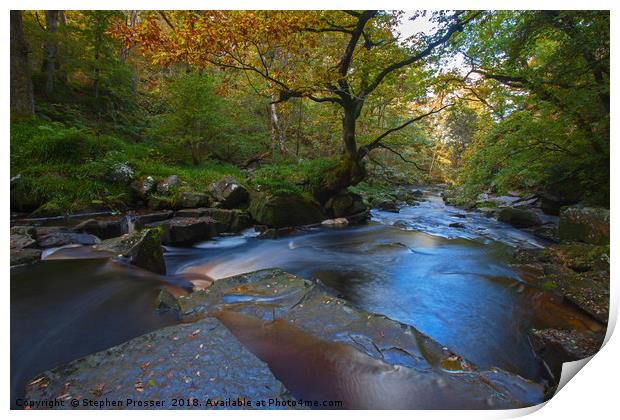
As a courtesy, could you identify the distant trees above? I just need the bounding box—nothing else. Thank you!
[10,11,34,116]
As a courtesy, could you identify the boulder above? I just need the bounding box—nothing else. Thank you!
[106,163,134,184]
[373,198,399,213]
[163,269,544,409]
[133,211,174,229]
[24,317,287,409]
[74,219,122,239]
[249,193,324,228]
[528,329,603,379]
[10,233,37,250]
[347,210,370,225]
[324,191,367,218]
[497,208,542,228]
[208,176,249,209]
[94,228,166,274]
[38,232,101,248]
[147,195,176,210]
[130,176,156,200]
[230,211,253,232]
[528,223,559,243]
[539,192,579,216]
[156,175,180,194]
[322,218,349,227]
[10,248,41,266]
[10,225,36,236]
[147,217,217,246]
[559,207,610,245]
[178,191,210,209]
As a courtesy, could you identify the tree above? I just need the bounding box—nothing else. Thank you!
[41,10,61,94]
[451,11,609,203]
[114,10,481,197]
[10,10,34,116]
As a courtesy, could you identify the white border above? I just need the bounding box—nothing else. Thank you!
[2,2,618,419]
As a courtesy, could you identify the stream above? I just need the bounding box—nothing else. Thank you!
[11,186,596,406]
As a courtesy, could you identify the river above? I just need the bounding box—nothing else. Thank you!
[11,186,596,406]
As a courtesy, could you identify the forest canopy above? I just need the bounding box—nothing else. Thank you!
[10,10,609,216]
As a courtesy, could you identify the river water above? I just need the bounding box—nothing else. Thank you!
[11,187,597,406]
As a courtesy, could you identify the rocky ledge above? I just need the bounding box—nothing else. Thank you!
[25,269,545,410]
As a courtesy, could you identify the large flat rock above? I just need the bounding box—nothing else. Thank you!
[172,269,546,409]
[24,317,287,410]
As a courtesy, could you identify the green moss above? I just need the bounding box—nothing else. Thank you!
[249,158,340,199]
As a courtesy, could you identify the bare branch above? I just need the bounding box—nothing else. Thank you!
[361,104,452,155]
[370,143,427,171]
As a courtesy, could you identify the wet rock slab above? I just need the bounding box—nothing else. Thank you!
[173,269,545,409]
[528,328,603,378]
[24,317,287,410]
[513,244,610,323]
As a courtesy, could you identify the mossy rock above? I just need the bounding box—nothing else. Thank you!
[559,207,610,245]
[497,207,542,228]
[95,228,166,274]
[249,192,324,228]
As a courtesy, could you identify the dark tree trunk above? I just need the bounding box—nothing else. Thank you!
[10,11,34,116]
[42,10,60,95]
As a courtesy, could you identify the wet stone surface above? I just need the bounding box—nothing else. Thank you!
[170,269,545,409]
[24,317,288,410]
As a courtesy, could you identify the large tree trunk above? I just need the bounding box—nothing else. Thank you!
[314,103,366,203]
[341,103,366,184]
[10,11,34,116]
[42,10,60,95]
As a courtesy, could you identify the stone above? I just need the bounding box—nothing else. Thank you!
[373,198,399,212]
[147,195,176,211]
[178,191,211,209]
[38,232,101,248]
[74,219,122,239]
[528,223,559,243]
[106,163,134,184]
[230,211,253,233]
[10,248,41,266]
[325,191,367,218]
[130,176,156,200]
[528,329,603,379]
[449,222,466,229]
[156,175,180,194]
[559,206,610,245]
[347,211,370,225]
[167,269,544,409]
[10,233,36,250]
[10,225,36,236]
[147,217,216,246]
[24,317,287,410]
[497,208,542,228]
[249,193,324,228]
[322,218,349,227]
[207,176,249,209]
[539,193,578,216]
[95,228,166,274]
[133,211,174,229]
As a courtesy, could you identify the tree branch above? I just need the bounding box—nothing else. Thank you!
[360,104,452,156]
[363,11,482,97]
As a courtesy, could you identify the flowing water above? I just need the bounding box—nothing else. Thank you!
[11,187,598,407]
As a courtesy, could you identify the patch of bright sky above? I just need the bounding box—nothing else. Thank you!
[394,10,470,75]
